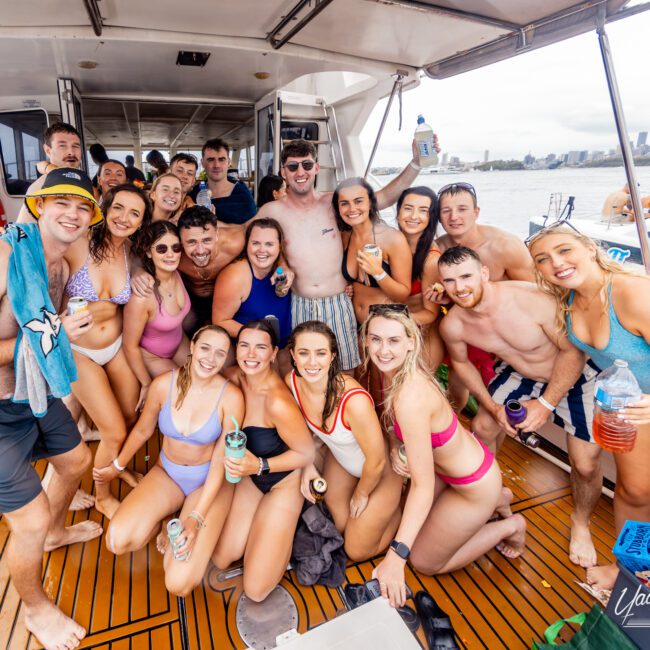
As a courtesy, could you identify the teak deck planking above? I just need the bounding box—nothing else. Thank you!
[0,435,615,649]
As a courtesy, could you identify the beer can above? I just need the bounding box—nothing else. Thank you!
[67,296,88,316]
[167,518,189,561]
[363,244,380,258]
[398,444,407,465]
[309,477,328,502]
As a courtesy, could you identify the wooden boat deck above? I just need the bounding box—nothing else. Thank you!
[0,436,615,649]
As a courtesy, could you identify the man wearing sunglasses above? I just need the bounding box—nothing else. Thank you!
[438,245,602,569]
[434,183,534,283]
[189,138,257,225]
[256,138,437,370]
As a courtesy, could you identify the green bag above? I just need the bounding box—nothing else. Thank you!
[532,604,639,649]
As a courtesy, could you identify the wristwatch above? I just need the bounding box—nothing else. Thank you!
[389,539,410,560]
[260,457,270,475]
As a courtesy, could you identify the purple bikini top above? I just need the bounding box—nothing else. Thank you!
[66,248,131,305]
[158,371,228,446]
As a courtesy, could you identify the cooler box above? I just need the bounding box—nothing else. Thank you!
[613,521,650,573]
[606,563,649,649]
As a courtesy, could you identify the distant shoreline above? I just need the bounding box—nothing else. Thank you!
[372,158,650,176]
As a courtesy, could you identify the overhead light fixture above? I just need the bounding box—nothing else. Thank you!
[254,72,271,80]
[78,60,99,69]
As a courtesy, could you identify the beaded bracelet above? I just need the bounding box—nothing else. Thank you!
[188,511,206,528]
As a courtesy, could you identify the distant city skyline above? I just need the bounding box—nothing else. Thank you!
[361,7,650,170]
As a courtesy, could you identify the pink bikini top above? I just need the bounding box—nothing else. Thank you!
[380,371,458,448]
[393,411,458,449]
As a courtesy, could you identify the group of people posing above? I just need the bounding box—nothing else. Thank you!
[1,121,649,650]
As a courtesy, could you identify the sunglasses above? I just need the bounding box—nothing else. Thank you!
[524,218,581,247]
[437,182,476,198]
[368,303,409,316]
[154,243,182,254]
[284,160,316,172]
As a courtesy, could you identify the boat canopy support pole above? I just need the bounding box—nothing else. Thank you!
[596,14,650,273]
[364,71,407,178]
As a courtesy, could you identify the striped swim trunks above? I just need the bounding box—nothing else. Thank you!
[488,360,599,442]
[291,291,361,370]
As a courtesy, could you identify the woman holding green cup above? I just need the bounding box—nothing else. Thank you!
[212,320,313,602]
[96,325,244,597]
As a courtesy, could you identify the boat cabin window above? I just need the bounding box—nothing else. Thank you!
[0,109,48,196]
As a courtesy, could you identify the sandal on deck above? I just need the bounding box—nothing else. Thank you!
[415,591,460,650]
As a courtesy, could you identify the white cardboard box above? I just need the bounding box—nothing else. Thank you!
[277,597,421,649]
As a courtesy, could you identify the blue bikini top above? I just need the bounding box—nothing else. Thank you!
[158,371,227,445]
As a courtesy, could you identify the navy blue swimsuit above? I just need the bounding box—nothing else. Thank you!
[234,262,291,347]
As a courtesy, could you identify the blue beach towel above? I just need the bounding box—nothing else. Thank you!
[2,223,77,416]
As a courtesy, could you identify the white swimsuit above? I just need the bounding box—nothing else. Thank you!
[290,370,371,478]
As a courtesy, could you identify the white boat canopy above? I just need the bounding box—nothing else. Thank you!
[0,0,635,150]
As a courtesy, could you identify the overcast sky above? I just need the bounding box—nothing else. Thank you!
[361,6,650,165]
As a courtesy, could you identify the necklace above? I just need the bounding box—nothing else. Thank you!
[193,264,212,282]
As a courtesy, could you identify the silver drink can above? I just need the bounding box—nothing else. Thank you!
[363,244,380,258]
[167,518,189,561]
[67,296,89,316]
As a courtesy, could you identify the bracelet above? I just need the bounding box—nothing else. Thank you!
[112,458,125,473]
[257,457,264,476]
[188,511,206,528]
[373,271,388,281]
[409,160,421,172]
[538,395,555,412]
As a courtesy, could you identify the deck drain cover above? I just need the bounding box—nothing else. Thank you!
[236,585,298,649]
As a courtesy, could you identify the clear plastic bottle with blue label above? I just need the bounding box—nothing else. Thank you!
[414,115,438,167]
[593,359,641,453]
[196,181,212,210]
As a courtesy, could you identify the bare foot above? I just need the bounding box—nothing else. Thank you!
[586,563,619,591]
[495,487,513,519]
[25,601,86,650]
[81,427,101,442]
[156,529,169,555]
[44,520,102,552]
[78,412,101,442]
[120,468,143,488]
[496,514,527,559]
[569,519,597,568]
[95,494,121,520]
[69,489,95,511]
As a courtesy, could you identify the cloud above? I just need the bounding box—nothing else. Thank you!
[362,10,650,164]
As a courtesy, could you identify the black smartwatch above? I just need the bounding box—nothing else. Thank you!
[260,457,270,475]
[389,539,410,560]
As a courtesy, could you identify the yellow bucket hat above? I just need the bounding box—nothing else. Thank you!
[25,167,103,226]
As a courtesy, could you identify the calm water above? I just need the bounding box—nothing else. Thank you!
[381,166,650,240]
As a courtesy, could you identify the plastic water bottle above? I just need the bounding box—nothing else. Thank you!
[414,115,438,168]
[593,359,642,453]
[274,267,289,297]
[196,181,212,210]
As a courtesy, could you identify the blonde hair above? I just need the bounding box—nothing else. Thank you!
[359,310,444,429]
[175,325,230,409]
[150,172,182,198]
[527,226,637,334]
